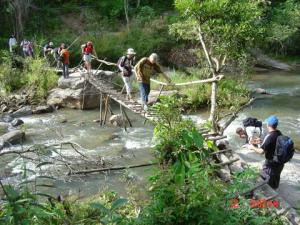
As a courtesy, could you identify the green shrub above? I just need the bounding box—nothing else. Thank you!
[0,53,58,103]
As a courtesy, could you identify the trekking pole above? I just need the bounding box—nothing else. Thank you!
[67,32,85,50]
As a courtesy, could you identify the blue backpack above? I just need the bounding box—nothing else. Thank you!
[273,135,294,164]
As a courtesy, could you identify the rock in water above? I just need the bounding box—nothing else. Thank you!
[0,122,9,135]
[0,114,14,123]
[109,114,126,127]
[11,119,24,127]
[33,105,55,114]
[12,106,32,118]
[0,130,25,148]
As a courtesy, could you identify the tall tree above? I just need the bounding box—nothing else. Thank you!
[170,0,266,131]
[7,0,32,40]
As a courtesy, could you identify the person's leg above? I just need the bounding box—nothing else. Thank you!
[268,164,284,189]
[139,83,147,105]
[66,64,69,78]
[122,76,130,99]
[62,64,66,78]
[145,83,150,103]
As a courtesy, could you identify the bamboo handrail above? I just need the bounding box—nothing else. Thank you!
[150,75,224,86]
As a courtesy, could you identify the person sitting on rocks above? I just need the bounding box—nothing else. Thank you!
[236,117,265,148]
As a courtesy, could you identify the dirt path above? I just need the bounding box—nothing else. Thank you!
[235,147,300,210]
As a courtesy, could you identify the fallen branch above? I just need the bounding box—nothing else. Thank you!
[218,97,255,135]
[68,162,157,175]
[214,158,239,167]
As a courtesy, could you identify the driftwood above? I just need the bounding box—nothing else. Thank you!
[68,162,157,175]
[218,97,255,135]
[214,158,239,167]
[210,149,232,155]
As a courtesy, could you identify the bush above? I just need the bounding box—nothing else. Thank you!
[0,53,58,103]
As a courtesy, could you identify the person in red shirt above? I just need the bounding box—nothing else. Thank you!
[60,43,70,79]
[81,41,96,74]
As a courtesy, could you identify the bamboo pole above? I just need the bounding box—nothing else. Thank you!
[103,95,109,125]
[99,93,103,126]
[120,104,127,131]
[123,108,133,127]
[68,162,157,175]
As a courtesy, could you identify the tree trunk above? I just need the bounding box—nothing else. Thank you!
[136,0,141,8]
[124,0,130,28]
[197,26,218,132]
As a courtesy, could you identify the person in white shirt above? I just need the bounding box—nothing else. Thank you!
[236,126,266,148]
[8,35,17,53]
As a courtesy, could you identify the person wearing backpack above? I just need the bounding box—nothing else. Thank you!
[81,41,96,74]
[236,117,265,148]
[118,48,136,101]
[250,115,294,189]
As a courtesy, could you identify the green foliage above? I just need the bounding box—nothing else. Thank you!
[0,52,58,103]
[171,0,266,60]
[152,96,209,163]
[264,0,300,54]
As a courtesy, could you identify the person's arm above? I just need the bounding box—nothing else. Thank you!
[249,145,264,154]
[154,64,171,83]
[92,47,98,58]
[81,44,85,54]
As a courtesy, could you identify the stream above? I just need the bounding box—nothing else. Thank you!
[1,70,300,209]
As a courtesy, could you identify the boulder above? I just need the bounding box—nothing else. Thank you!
[48,70,118,110]
[12,106,32,118]
[0,114,14,123]
[32,105,55,114]
[11,119,24,127]
[0,130,25,148]
[250,49,292,71]
[109,114,126,127]
[58,75,85,89]
[0,122,9,135]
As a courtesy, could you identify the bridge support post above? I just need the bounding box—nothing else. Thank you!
[120,104,127,132]
[99,93,103,126]
[103,95,110,125]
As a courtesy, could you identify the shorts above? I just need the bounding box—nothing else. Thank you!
[83,54,92,62]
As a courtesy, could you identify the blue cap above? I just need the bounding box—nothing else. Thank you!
[265,115,279,126]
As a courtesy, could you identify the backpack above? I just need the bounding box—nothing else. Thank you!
[273,135,294,164]
[243,117,262,129]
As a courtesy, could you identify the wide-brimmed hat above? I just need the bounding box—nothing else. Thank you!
[127,48,136,55]
[49,42,54,46]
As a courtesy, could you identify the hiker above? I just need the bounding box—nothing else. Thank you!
[134,53,172,110]
[8,34,17,53]
[250,116,294,189]
[118,48,136,101]
[52,46,63,68]
[20,39,34,57]
[236,117,265,148]
[43,41,54,57]
[59,43,70,79]
[81,41,96,74]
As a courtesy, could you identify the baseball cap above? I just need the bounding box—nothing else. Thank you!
[265,115,279,126]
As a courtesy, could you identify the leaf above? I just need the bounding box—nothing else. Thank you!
[35,175,56,180]
[111,198,128,210]
[191,130,203,148]
[15,198,33,204]
[90,202,109,213]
